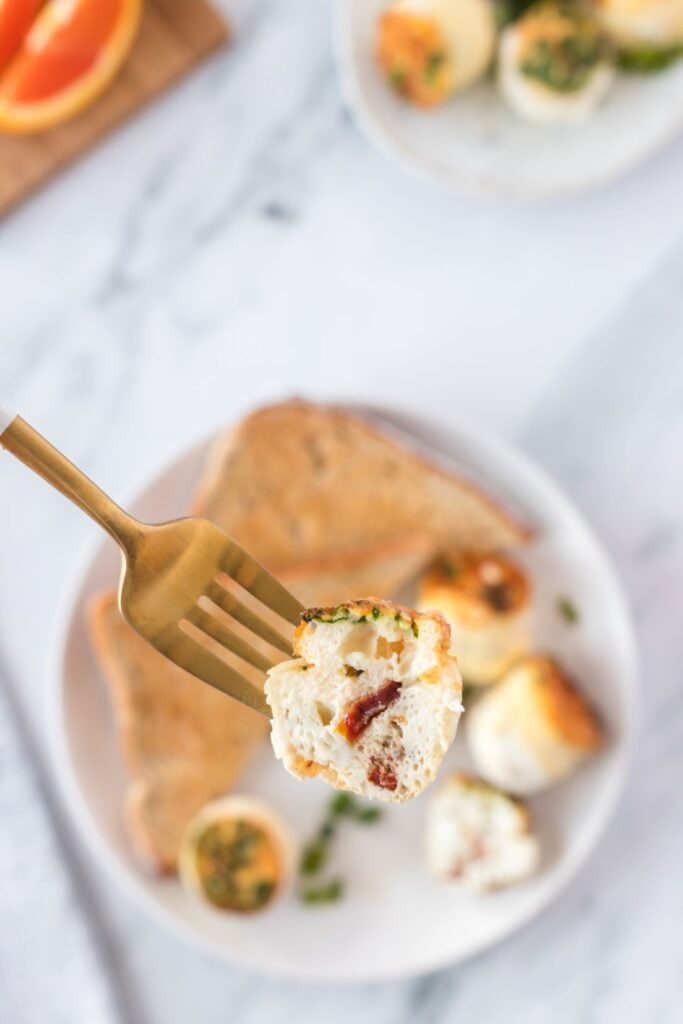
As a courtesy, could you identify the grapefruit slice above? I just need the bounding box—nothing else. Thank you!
[0,0,44,70]
[0,0,141,133]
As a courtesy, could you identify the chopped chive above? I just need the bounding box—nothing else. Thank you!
[329,792,355,817]
[319,820,336,842]
[300,840,328,875]
[300,879,344,905]
[557,596,580,624]
[299,794,385,904]
[252,880,274,905]
[355,806,381,824]
[617,43,683,72]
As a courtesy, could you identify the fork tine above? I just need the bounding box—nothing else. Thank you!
[207,579,294,654]
[169,628,271,717]
[218,542,304,625]
[187,604,275,673]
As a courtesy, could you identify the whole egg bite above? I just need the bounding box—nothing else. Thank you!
[376,0,497,107]
[264,599,463,802]
[425,773,540,891]
[596,0,683,51]
[467,654,603,795]
[419,553,532,686]
[499,3,615,123]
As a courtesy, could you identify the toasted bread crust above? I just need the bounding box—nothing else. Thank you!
[191,400,532,568]
[276,534,434,607]
[88,592,268,872]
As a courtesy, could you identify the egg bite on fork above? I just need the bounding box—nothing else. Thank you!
[264,599,463,802]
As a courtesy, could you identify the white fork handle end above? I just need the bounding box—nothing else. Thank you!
[0,403,17,438]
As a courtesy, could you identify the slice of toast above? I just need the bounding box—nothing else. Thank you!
[277,535,434,607]
[192,400,531,567]
[88,593,268,874]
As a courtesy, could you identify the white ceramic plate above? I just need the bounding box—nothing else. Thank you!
[335,0,683,199]
[48,411,637,982]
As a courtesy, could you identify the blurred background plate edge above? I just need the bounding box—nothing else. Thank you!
[334,0,683,200]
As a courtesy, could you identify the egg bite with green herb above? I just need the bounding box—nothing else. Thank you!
[264,599,463,802]
[596,0,683,67]
[178,796,297,913]
[376,0,497,107]
[418,553,532,686]
[499,3,615,123]
[425,773,540,890]
[467,654,603,795]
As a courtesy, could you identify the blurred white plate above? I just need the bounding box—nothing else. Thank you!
[335,0,683,198]
[48,411,637,982]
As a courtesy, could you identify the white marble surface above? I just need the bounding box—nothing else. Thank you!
[1,1,682,1021]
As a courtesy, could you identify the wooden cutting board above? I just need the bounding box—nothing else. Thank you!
[0,0,229,217]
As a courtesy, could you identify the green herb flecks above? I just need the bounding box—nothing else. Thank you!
[297,794,383,905]
[301,879,344,905]
[520,28,611,93]
[557,596,580,624]
[329,792,355,817]
[251,880,275,904]
[424,51,446,82]
[300,839,329,876]
[196,819,275,912]
[319,820,336,841]
[617,44,683,72]
[303,605,352,625]
[494,0,534,29]
[356,806,382,824]
[304,604,420,637]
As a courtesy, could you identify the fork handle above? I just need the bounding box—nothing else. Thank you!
[0,404,141,550]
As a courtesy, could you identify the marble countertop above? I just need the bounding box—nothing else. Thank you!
[1,1,682,1021]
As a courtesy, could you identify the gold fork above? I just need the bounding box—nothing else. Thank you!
[0,405,303,716]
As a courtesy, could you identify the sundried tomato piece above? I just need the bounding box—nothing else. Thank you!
[339,680,402,741]
[368,757,398,791]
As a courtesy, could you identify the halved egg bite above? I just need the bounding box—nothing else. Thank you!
[499,3,615,123]
[425,773,539,890]
[179,796,296,913]
[376,0,497,107]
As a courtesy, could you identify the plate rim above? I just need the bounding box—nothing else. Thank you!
[333,0,683,200]
[45,412,639,983]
